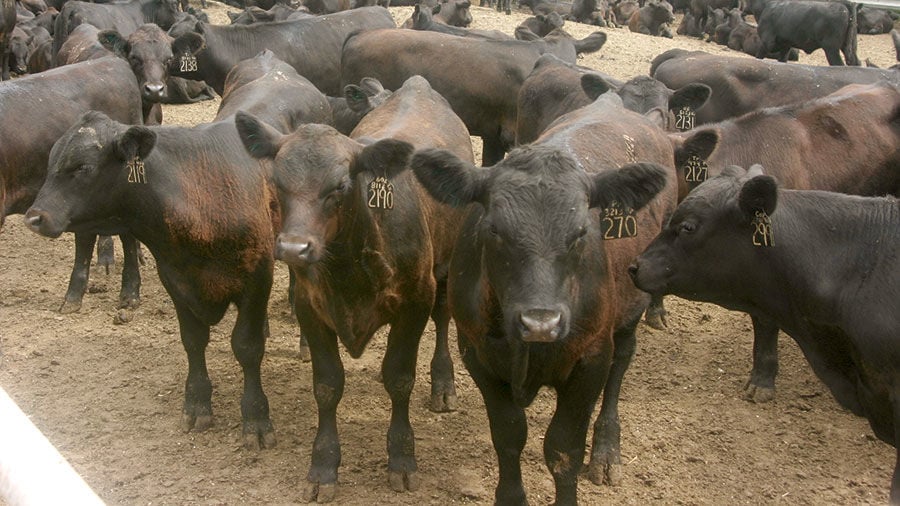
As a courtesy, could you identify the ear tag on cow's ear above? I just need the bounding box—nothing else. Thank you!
[126,156,147,184]
[623,134,636,163]
[180,54,198,72]
[675,106,695,131]
[683,154,708,184]
[601,200,638,240]
[751,210,774,247]
[367,176,394,210]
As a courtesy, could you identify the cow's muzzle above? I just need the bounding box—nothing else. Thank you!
[274,234,317,266]
[24,208,65,238]
[518,308,563,343]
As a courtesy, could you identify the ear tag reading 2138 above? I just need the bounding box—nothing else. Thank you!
[367,176,394,210]
[601,200,637,240]
[127,156,147,184]
[752,210,774,247]
[180,54,198,72]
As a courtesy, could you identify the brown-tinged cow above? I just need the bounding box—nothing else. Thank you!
[341,27,608,165]
[168,6,395,96]
[666,82,900,403]
[629,165,900,503]
[627,0,674,37]
[234,75,473,502]
[409,91,674,504]
[0,57,144,313]
[650,48,900,124]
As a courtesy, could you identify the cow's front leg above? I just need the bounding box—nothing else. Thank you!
[463,345,528,505]
[744,314,778,403]
[173,302,214,433]
[429,281,457,412]
[232,289,275,450]
[383,306,430,492]
[60,232,97,314]
[300,314,345,504]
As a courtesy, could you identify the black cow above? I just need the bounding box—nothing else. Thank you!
[235,75,473,502]
[400,0,473,27]
[650,49,900,124]
[341,27,608,165]
[752,0,860,65]
[327,76,392,135]
[0,57,144,313]
[667,82,900,401]
[409,91,673,503]
[1,0,15,80]
[857,6,895,35]
[168,6,395,96]
[629,165,900,503]
[404,2,508,39]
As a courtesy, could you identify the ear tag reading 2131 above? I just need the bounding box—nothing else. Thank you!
[675,106,695,131]
[752,210,774,247]
[601,200,637,240]
[367,176,394,210]
[180,54,198,72]
[127,156,147,184]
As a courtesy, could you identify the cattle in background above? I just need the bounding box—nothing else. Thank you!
[168,6,395,96]
[751,0,860,65]
[628,0,674,37]
[608,0,638,26]
[1,0,15,80]
[341,27,608,165]
[666,82,900,402]
[726,21,800,61]
[650,49,900,124]
[858,6,895,35]
[410,91,674,503]
[404,2,508,38]
[688,0,736,38]
[629,165,900,503]
[6,25,28,76]
[51,0,180,66]
[516,53,711,145]
[568,0,610,27]
[227,4,309,24]
[328,77,392,135]
[0,57,144,313]
[235,75,473,502]
[516,10,565,37]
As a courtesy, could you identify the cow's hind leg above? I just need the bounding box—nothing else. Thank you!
[463,345,529,505]
[117,233,142,309]
[545,360,608,505]
[383,304,431,492]
[232,286,275,450]
[588,317,638,486]
[824,47,845,66]
[744,314,778,403]
[59,232,97,314]
[429,279,457,412]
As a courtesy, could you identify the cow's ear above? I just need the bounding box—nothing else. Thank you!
[673,129,718,168]
[344,84,370,113]
[173,32,205,56]
[350,139,414,180]
[588,162,668,211]
[235,111,284,160]
[411,148,488,207]
[114,126,157,161]
[359,77,385,95]
[98,30,128,57]
[669,83,711,111]
[738,167,778,218]
[581,73,617,100]
[643,107,668,130]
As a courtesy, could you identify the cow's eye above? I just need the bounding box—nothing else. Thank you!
[679,221,696,234]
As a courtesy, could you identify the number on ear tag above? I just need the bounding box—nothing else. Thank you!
[675,106,695,131]
[752,210,774,247]
[683,154,708,184]
[367,176,394,210]
[623,134,636,163]
[180,54,198,72]
[601,201,638,240]
[126,156,147,184]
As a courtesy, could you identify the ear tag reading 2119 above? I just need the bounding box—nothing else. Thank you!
[752,210,774,247]
[367,176,394,210]
[127,156,147,184]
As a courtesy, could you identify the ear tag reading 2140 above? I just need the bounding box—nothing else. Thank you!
[127,156,147,184]
[601,201,637,240]
[367,176,394,210]
[752,210,774,247]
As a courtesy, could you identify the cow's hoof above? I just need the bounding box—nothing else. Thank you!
[298,340,311,363]
[743,382,775,403]
[58,299,82,314]
[118,296,141,310]
[388,469,420,492]
[643,310,667,330]
[242,420,276,450]
[301,480,336,503]
[430,391,458,413]
[180,410,213,433]
[587,459,622,486]
[113,309,133,325]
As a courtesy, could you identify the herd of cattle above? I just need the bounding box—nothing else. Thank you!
[1,0,899,503]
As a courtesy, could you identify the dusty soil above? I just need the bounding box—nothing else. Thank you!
[1,3,897,505]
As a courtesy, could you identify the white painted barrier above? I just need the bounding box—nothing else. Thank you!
[0,387,105,506]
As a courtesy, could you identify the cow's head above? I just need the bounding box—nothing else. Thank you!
[235,111,413,270]
[24,111,156,238]
[629,164,778,301]
[99,24,201,103]
[435,0,473,28]
[343,77,392,117]
[412,145,667,343]
[9,27,30,76]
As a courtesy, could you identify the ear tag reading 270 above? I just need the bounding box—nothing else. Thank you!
[367,176,394,210]
[180,54,198,72]
[601,201,638,240]
[752,210,774,247]
[683,154,708,184]
[126,156,147,184]
[674,106,695,131]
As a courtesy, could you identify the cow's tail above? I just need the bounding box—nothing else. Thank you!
[842,0,861,66]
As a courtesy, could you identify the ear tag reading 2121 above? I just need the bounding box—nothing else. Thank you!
[180,54,198,72]
[367,176,394,210]
[127,156,147,184]
[752,210,774,247]
[601,200,638,240]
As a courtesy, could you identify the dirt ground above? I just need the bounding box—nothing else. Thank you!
[1,3,898,505]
